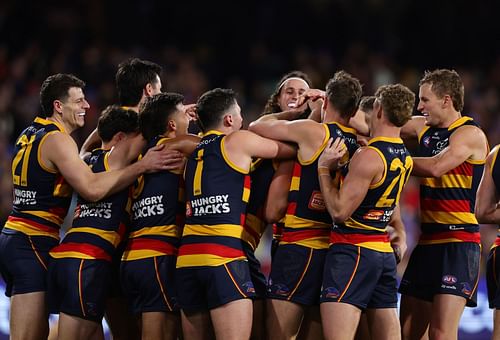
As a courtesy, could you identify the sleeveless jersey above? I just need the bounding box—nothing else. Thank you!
[122,136,184,261]
[417,117,484,245]
[283,122,358,249]
[4,117,72,239]
[332,137,413,252]
[177,130,251,267]
[50,149,131,261]
[244,158,277,250]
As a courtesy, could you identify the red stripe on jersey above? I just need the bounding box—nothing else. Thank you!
[330,232,390,244]
[282,229,330,243]
[446,163,473,176]
[51,242,111,261]
[7,216,59,233]
[286,202,297,215]
[419,231,480,243]
[421,198,471,213]
[178,243,245,258]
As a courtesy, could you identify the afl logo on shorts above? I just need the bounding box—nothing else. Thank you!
[442,275,457,285]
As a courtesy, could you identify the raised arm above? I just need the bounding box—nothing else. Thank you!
[412,125,488,177]
[79,128,101,159]
[475,146,500,224]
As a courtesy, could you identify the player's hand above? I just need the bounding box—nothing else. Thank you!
[185,104,197,121]
[389,227,407,264]
[318,137,347,171]
[141,145,185,173]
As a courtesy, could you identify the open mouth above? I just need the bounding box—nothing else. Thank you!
[287,102,297,108]
[77,112,86,116]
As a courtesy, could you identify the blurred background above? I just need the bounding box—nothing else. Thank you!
[0,0,499,338]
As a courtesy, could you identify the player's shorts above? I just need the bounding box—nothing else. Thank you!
[121,255,179,314]
[176,259,256,312]
[243,242,267,299]
[320,243,398,309]
[399,242,480,307]
[108,241,127,298]
[0,229,58,297]
[48,257,111,322]
[267,244,327,306]
[486,246,500,309]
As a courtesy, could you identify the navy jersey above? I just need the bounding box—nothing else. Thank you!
[177,131,251,267]
[283,122,358,249]
[122,136,184,261]
[50,149,131,261]
[332,137,413,252]
[244,158,276,250]
[417,117,484,245]
[5,117,72,239]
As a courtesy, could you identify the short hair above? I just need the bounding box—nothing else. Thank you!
[375,84,415,127]
[97,105,139,143]
[115,58,162,107]
[359,96,376,113]
[419,69,464,111]
[39,74,85,118]
[325,71,363,119]
[196,88,237,132]
[263,70,312,115]
[139,92,185,141]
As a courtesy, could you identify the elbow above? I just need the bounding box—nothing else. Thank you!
[331,209,349,223]
[265,203,287,224]
[474,204,490,224]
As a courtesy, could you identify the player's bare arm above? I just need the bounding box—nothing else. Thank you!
[476,146,500,224]
[412,125,488,177]
[42,131,174,202]
[318,138,383,222]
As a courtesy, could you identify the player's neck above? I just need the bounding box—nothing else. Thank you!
[323,110,349,126]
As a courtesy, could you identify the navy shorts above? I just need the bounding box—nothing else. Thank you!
[0,230,58,297]
[399,242,480,307]
[243,242,267,299]
[121,255,179,314]
[48,257,112,322]
[320,244,398,309]
[486,245,500,309]
[267,244,327,306]
[176,260,256,312]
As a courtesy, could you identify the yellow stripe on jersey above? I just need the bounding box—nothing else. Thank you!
[22,210,64,226]
[420,210,478,225]
[220,137,249,174]
[129,225,179,238]
[49,251,96,259]
[281,237,330,249]
[182,224,245,239]
[344,218,389,232]
[4,220,59,239]
[290,175,300,191]
[354,242,393,252]
[284,214,331,229]
[65,227,121,247]
[422,175,472,189]
[122,249,174,261]
[366,146,387,189]
[176,254,246,268]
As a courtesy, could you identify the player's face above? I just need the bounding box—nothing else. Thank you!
[172,103,190,135]
[231,103,243,131]
[278,79,309,111]
[60,87,90,129]
[417,83,445,127]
